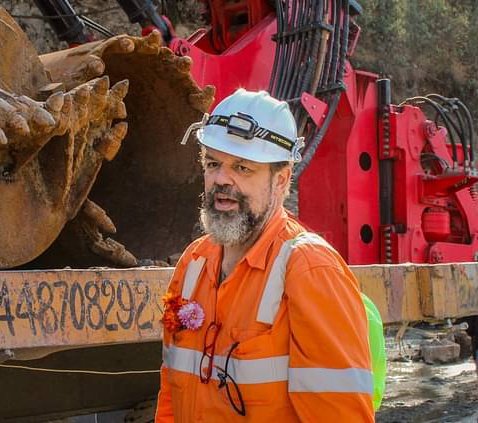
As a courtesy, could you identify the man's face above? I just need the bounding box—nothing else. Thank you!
[200,148,286,246]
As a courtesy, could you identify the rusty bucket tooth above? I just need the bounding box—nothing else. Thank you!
[0,97,15,114]
[89,77,110,118]
[7,113,30,136]
[158,46,175,62]
[32,106,55,130]
[144,29,162,48]
[61,93,73,113]
[82,198,117,234]
[0,128,7,144]
[106,81,128,120]
[45,91,65,113]
[135,30,162,55]
[175,56,193,74]
[95,121,128,161]
[118,37,135,53]
[91,237,138,267]
[73,85,91,106]
[86,56,106,79]
[93,75,110,95]
[110,101,127,120]
[189,85,216,111]
[55,93,73,134]
[110,79,129,100]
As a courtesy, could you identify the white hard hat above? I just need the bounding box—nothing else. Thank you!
[181,89,304,163]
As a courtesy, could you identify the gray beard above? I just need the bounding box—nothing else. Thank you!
[199,184,271,247]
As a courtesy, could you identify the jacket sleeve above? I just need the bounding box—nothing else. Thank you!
[285,247,375,422]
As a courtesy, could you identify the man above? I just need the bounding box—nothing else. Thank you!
[155,89,374,422]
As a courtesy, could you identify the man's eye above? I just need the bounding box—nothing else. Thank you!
[237,165,251,174]
[206,162,218,169]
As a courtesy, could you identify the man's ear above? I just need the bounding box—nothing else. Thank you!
[274,165,292,195]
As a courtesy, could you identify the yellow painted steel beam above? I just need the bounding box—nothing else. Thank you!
[1,263,478,350]
[352,263,478,324]
[0,268,172,350]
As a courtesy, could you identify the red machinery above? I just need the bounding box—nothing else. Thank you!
[165,0,478,265]
[33,0,478,266]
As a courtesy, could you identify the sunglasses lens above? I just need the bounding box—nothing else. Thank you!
[200,354,211,380]
[204,323,220,347]
[200,322,222,383]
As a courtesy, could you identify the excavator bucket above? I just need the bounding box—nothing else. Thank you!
[0,7,214,269]
[0,8,129,268]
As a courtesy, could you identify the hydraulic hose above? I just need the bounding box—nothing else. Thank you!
[269,0,353,176]
[33,0,89,44]
[456,100,475,164]
[399,96,459,166]
[426,94,470,166]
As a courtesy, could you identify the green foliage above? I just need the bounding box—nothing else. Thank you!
[353,0,478,113]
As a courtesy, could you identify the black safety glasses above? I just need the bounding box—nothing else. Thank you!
[215,341,246,417]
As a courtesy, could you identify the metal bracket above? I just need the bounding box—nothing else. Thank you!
[180,113,210,145]
[300,92,328,127]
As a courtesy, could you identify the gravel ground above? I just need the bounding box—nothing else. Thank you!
[376,333,478,423]
[377,360,477,423]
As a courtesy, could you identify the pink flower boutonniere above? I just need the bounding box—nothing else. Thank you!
[162,293,205,333]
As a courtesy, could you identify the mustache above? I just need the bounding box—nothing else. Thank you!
[204,184,248,210]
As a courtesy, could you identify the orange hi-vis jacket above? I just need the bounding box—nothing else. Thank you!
[155,208,374,422]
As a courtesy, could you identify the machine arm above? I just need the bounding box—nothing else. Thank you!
[34,0,172,46]
[115,0,173,42]
[33,0,90,45]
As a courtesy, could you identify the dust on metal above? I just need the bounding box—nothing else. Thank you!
[353,262,478,324]
[0,268,172,349]
[0,6,215,270]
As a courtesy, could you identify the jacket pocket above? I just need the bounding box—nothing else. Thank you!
[224,328,286,407]
[230,328,274,357]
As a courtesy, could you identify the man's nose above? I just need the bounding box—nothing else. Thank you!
[213,165,234,186]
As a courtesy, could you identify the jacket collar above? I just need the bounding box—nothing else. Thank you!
[191,207,288,275]
[242,207,288,270]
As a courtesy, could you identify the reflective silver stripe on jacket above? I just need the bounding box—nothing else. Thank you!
[169,233,373,394]
[163,345,289,384]
[256,239,294,324]
[291,232,338,252]
[256,232,335,324]
[289,368,373,394]
[163,345,372,393]
[181,256,206,300]
[255,231,373,394]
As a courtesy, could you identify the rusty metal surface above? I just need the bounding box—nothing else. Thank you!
[0,8,130,269]
[35,31,215,268]
[0,267,172,350]
[0,7,214,270]
[353,262,478,324]
[2,263,477,351]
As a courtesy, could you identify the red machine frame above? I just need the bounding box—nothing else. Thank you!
[168,0,478,266]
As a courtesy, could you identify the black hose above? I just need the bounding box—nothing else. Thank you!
[295,92,341,177]
[337,0,349,82]
[456,99,475,164]
[269,0,351,175]
[400,96,459,164]
[327,0,341,86]
[426,94,469,165]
